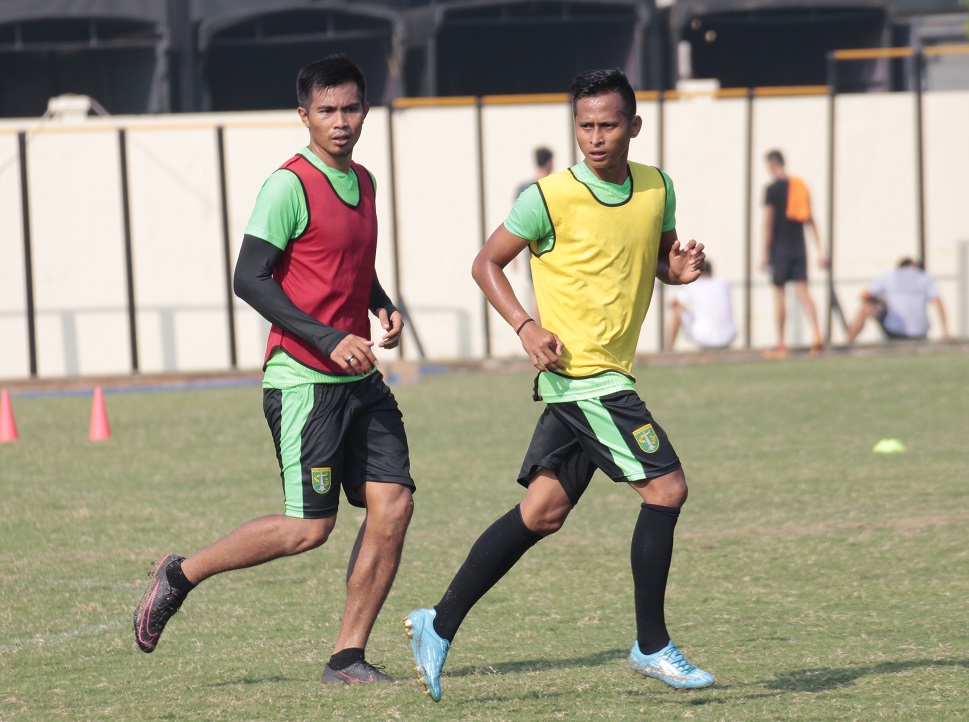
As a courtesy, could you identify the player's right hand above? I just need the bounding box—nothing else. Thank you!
[519,323,565,372]
[331,335,377,375]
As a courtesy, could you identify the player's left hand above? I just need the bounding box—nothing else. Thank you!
[377,308,404,349]
[668,239,705,284]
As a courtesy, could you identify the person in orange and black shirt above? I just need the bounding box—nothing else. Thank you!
[760,149,826,356]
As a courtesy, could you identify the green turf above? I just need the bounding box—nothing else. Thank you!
[1,349,967,721]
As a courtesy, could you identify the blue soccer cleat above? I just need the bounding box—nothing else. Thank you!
[404,608,450,702]
[629,640,715,689]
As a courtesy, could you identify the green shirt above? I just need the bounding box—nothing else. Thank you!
[505,162,677,403]
[245,147,377,249]
[246,147,377,389]
[506,162,676,253]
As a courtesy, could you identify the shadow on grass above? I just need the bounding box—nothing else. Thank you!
[450,655,969,709]
[446,647,627,678]
[207,675,297,687]
[605,658,969,710]
[765,659,969,692]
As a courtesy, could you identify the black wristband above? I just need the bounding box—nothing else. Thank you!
[515,318,535,335]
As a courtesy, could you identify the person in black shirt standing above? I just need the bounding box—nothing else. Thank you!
[760,149,826,356]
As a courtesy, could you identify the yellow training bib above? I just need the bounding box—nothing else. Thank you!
[532,162,666,378]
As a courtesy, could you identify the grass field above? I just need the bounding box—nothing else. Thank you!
[1,348,967,721]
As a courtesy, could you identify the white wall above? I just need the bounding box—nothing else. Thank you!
[0,131,29,379]
[126,125,230,373]
[392,104,485,361]
[923,91,969,339]
[833,94,922,344]
[0,89,965,381]
[27,127,130,376]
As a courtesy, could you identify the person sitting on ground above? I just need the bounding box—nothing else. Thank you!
[667,259,737,350]
[845,257,950,343]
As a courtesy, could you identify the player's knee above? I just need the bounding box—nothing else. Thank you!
[385,490,414,533]
[642,470,689,509]
[363,485,414,544]
[291,517,335,553]
[523,505,571,536]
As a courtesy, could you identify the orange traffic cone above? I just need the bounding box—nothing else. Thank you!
[1,388,18,443]
[89,387,111,441]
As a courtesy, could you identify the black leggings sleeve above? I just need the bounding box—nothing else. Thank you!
[232,234,348,358]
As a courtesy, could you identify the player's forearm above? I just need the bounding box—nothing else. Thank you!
[806,220,824,255]
[762,209,774,260]
[933,299,950,336]
[233,234,348,356]
[369,273,397,316]
[472,255,530,331]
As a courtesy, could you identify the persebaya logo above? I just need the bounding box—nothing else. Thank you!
[311,467,332,494]
[633,424,660,453]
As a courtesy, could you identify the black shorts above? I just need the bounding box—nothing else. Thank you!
[771,252,808,286]
[517,391,682,506]
[263,371,414,519]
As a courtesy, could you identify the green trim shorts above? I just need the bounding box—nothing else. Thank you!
[517,391,681,505]
[263,371,414,519]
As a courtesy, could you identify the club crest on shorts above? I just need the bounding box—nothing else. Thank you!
[311,467,332,494]
[633,424,660,453]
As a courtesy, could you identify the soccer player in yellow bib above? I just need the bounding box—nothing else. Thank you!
[405,68,713,700]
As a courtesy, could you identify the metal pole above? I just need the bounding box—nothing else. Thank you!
[475,97,492,358]
[118,129,140,373]
[743,88,754,350]
[914,49,926,265]
[215,126,238,369]
[959,240,968,339]
[825,54,838,344]
[387,106,404,359]
[17,132,37,378]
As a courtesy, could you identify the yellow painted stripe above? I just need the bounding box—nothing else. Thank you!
[754,85,830,97]
[833,47,915,60]
[482,93,569,105]
[923,44,969,56]
[392,96,477,109]
[716,88,750,98]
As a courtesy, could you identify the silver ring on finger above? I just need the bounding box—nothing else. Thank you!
[347,355,356,364]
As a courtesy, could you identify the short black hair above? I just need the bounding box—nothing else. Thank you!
[766,149,785,166]
[570,68,636,120]
[297,54,366,110]
[898,257,916,269]
[535,147,553,167]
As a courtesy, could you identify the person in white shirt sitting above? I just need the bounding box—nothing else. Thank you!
[845,258,950,343]
[667,260,737,350]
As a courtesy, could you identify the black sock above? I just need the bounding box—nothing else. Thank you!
[433,505,543,642]
[328,647,365,670]
[632,503,680,655]
[166,558,197,594]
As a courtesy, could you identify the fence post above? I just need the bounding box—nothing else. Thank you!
[17,132,37,377]
[959,240,968,339]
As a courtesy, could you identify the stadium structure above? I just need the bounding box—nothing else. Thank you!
[0,0,965,117]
